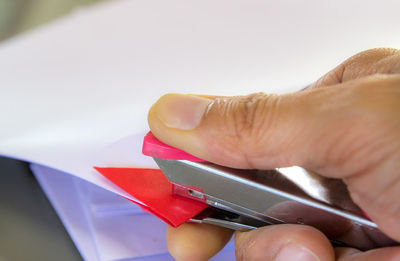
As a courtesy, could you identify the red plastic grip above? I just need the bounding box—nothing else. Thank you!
[142,132,206,162]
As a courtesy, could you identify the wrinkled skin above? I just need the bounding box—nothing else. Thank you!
[148,48,400,261]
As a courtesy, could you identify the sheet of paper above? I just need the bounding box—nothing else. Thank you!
[95,167,208,227]
[31,164,101,261]
[1,0,400,198]
[31,163,235,261]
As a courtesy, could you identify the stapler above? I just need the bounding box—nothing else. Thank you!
[143,132,398,250]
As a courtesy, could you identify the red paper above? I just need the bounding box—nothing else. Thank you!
[142,132,206,162]
[94,167,207,227]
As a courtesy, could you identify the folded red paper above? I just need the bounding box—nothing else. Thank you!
[94,132,208,227]
[94,167,207,227]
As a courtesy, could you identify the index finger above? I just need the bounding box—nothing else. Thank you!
[309,48,400,89]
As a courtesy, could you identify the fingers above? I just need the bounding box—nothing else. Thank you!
[167,222,400,261]
[149,75,400,241]
[148,48,400,173]
[148,90,326,169]
[166,223,233,261]
[234,225,400,260]
[335,246,400,261]
[148,75,400,172]
[310,48,400,89]
[149,49,400,245]
[234,224,334,261]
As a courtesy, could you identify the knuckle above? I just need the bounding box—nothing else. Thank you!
[215,93,280,161]
[350,48,398,61]
[203,92,281,168]
[311,48,400,88]
[338,48,399,82]
[209,93,272,138]
[344,48,399,70]
[231,93,278,140]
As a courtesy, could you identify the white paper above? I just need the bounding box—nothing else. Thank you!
[31,163,235,261]
[1,0,400,200]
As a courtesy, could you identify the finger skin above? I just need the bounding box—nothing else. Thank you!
[149,48,400,258]
[149,75,400,180]
[234,224,334,261]
[235,227,400,261]
[148,47,400,174]
[166,222,400,261]
[166,223,233,261]
[335,246,400,261]
[149,77,400,242]
[310,48,400,89]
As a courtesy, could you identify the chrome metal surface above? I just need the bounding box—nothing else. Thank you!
[189,207,268,231]
[154,158,398,250]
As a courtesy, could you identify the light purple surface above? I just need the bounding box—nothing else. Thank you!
[31,164,235,261]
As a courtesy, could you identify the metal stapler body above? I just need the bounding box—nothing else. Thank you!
[153,158,397,250]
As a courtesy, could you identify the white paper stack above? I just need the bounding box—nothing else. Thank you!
[1,0,400,260]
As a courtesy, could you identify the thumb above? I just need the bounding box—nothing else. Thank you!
[148,76,400,242]
[148,75,399,176]
[148,91,320,169]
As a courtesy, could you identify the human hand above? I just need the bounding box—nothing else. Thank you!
[148,48,400,260]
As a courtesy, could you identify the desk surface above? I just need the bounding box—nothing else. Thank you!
[0,156,82,261]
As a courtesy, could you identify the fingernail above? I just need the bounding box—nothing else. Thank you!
[154,94,211,130]
[275,244,318,261]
